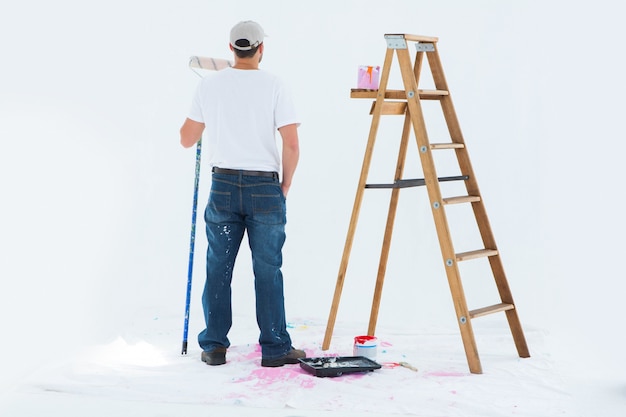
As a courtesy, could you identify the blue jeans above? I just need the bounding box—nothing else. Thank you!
[198,171,294,359]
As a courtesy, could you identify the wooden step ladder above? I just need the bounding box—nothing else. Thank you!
[321,34,530,374]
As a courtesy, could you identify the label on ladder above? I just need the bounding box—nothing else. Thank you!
[385,34,407,49]
[415,43,435,52]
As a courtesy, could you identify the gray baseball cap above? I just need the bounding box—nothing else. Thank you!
[230,21,265,51]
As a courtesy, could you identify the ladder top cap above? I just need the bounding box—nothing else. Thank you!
[385,34,439,43]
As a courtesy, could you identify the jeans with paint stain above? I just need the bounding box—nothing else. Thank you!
[198,171,294,360]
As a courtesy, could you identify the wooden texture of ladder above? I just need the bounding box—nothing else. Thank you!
[322,34,530,374]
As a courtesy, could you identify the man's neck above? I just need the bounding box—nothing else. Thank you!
[233,58,259,70]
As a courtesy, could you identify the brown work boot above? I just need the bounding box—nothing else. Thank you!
[261,348,306,367]
[201,347,227,366]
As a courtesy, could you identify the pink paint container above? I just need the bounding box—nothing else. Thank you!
[357,65,380,90]
[353,335,378,360]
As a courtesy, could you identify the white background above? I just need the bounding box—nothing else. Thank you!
[1,0,625,410]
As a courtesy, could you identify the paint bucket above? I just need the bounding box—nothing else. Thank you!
[353,335,378,360]
[357,65,380,89]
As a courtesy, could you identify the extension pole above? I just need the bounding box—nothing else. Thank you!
[181,55,230,355]
[181,140,202,354]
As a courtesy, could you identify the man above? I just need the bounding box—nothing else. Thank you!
[180,21,304,367]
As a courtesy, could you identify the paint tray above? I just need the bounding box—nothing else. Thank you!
[298,356,381,377]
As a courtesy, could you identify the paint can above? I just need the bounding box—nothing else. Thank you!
[353,335,378,360]
[357,65,380,89]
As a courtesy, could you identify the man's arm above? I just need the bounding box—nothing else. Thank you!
[180,118,205,148]
[278,123,300,198]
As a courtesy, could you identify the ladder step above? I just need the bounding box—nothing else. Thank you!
[456,249,498,262]
[369,101,407,115]
[469,303,515,319]
[431,143,465,150]
[350,89,448,100]
[443,195,481,205]
[419,90,449,100]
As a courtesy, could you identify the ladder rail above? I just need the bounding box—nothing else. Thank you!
[368,104,412,335]
[426,44,530,359]
[395,44,482,373]
[368,48,425,335]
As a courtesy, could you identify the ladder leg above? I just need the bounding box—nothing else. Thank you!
[322,128,375,350]
[427,45,531,361]
[369,48,426,334]
[323,48,396,350]
[490,257,531,357]
[396,46,486,373]
[368,109,412,335]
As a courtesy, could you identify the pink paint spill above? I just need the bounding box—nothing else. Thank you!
[234,366,316,389]
[241,344,262,361]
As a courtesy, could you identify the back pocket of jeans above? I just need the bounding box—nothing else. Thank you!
[209,190,231,211]
[252,194,285,225]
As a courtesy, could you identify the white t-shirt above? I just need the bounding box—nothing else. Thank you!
[188,68,300,173]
